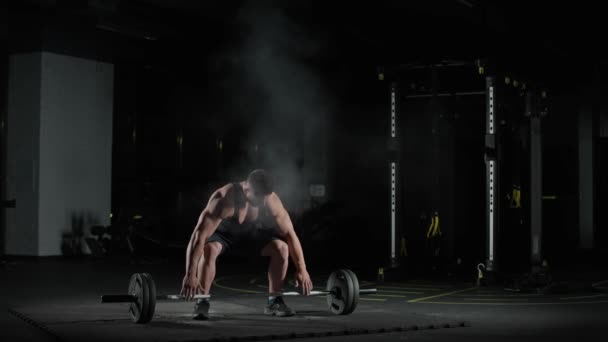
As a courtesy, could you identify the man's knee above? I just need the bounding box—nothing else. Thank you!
[204,242,222,263]
[270,240,289,260]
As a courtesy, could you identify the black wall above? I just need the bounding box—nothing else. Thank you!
[1,47,7,257]
[6,1,606,270]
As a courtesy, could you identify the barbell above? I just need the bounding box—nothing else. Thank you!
[101,269,376,324]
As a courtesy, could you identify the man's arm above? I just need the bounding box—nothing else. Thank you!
[185,207,221,277]
[267,193,307,271]
[185,189,230,277]
[266,193,313,295]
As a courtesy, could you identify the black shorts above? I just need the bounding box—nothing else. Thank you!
[206,219,283,256]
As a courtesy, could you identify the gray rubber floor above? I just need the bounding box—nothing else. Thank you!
[2,258,607,342]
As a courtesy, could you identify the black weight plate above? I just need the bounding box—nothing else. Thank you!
[128,273,150,323]
[326,269,354,315]
[140,273,156,324]
[342,269,359,315]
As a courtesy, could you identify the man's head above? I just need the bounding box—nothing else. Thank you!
[244,169,274,206]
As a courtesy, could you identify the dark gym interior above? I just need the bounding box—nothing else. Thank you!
[2,1,607,341]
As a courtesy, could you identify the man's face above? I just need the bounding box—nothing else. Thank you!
[245,184,265,207]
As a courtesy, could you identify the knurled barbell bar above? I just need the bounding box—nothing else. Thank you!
[101,269,376,324]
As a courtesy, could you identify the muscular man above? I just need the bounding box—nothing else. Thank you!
[180,169,313,319]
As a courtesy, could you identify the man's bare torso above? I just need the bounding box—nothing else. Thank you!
[216,182,269,225]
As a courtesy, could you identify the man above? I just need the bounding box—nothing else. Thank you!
[181,169,313,319]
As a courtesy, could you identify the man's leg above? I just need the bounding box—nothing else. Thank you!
[193,242,222,320]
[260,239,289,293]
[197,242,223,294]
[260,239,295,316]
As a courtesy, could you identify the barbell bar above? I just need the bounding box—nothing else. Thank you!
[101,269,376,323]
[102,289,377,302]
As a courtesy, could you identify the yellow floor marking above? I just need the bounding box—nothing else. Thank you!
[378,290,424,294]
[458,293,541,297]
[227,280,403,300]
[560,294,607,300]
[378,282,451,288]
[408,287,476,303]
[213,277,265,294]
[418,300,608,305]
[379,286,441,291]
[463,298,528,301]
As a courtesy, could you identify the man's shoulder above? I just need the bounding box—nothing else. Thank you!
[216,182,239,197]
[214,182,245,206]
[264,192,284,214]
[205,184,237,217]
[266,192,280,201]
[204,184,231,206]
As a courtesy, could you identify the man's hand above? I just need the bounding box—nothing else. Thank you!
[294,269,313,296]
[181,274,203,300]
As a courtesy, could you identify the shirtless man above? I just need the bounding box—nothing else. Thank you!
[180,169,313,319]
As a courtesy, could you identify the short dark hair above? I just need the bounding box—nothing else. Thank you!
[247,169,274,196]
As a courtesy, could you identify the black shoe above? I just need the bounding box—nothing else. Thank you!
[264,297,296,317]
[193,298,210,320]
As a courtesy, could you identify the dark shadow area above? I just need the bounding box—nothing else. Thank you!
[1,39,7,258]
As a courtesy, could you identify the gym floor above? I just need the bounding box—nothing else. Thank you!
[2,258,607,342]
